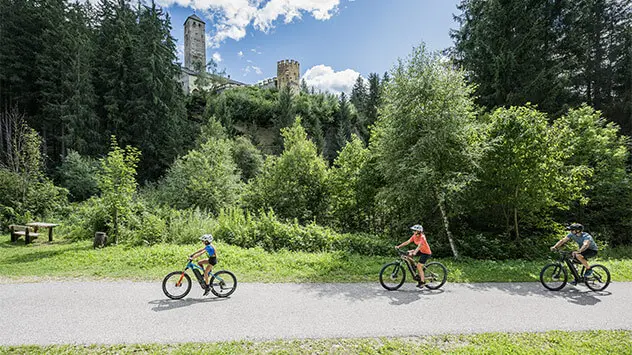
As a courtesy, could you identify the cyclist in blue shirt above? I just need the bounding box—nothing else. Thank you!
[189,234,217,296]
[551,223,598,280]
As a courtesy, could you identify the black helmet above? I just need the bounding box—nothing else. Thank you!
[566,223,584,231]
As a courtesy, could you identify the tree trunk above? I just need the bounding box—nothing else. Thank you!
[514,187,520,241]
[436,190,459,259]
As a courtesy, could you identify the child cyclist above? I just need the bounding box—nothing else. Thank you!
[396,224,432,288]
[189,234,217,296]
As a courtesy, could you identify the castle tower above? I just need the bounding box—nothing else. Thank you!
[184,14,206,71]
[276,59,300,94]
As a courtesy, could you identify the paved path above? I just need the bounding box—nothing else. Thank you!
[1,281,630,345]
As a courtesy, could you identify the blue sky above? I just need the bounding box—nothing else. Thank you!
[159,0,462,94]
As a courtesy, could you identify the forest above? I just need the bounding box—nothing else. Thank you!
[1,0,631,259]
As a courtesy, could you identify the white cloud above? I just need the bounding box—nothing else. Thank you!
[242,65,263,76]
[156,0,341,47]
[238,51,244,57]
[303,64,360,96]
[212,52,222,62]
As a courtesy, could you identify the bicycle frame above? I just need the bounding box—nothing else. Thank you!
[176,260,225,289]
[397,250,421,278]
[554,251,585,281]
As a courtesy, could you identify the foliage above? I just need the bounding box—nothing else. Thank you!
[231,136,263,182]
[328,135,371,231]
[469,105,589,243]
[553,105,632,245]
[0,111,67,228]
[245,118,329,223]
[451,0,632,134]
[372,44,485,258]
[56,150,100,202]
[157,133,242,213]
[97,136,140,243]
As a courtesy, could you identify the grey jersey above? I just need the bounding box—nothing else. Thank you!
[567,232,598,251]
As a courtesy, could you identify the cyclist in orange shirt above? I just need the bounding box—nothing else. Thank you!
[396,224,432,288]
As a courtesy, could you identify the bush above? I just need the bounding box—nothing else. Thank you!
[58,197,108,241]
[0,169,68,229]
[56,150,100,202]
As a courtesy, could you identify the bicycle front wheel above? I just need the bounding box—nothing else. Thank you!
[424,262,447,290]
[210,270,237,297]
[379,262,406,291]
[162,271,192,300]
[584,264,611,292]
[540,263,567,291]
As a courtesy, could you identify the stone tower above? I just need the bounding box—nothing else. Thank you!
[184,14,206,71]
[276,59,300,94]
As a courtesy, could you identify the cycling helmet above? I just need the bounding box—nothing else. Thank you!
[200,234,214,243]
[566,223,584,231]
[410,224,424,232]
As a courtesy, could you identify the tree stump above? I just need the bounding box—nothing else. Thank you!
[93,232,108,249]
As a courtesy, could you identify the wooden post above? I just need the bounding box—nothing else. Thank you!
[94,232,108,249]
[25,228,30,244]
[10,225,16,243]
[48,228,53,242]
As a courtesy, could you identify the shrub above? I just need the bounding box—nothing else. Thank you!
[56,150,99,201]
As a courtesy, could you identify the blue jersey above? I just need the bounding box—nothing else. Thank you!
[204,244,216,257]
[567,232,598,251]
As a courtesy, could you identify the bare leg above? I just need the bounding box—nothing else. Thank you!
[575,254,590,270]
[198,260,210,284]
[416,263,425,283]
[204,264,213,284]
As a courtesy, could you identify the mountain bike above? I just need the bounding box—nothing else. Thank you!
[540,250,610,292]
[379,248,448,290]
[162,258,237,299]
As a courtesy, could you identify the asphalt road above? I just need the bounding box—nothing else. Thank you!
[0,281,630,345]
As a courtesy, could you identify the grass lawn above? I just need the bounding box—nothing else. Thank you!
[1,236,631,283]
[1,330,630,354]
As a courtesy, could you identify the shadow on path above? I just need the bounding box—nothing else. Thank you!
[149,297,230,312]
[297,282,447,306]
[462,282,612,306]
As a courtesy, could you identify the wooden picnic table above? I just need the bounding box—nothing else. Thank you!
[26,222,59,242]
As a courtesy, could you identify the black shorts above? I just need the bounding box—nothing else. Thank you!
[200,256,217,266]
[581,249,597,259]
[414,252,431,264]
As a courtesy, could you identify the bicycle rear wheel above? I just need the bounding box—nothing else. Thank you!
[162,271,192,300]
[584,264,611,292]
[540,263,567,291]
[423,262,447,290]
[379,262,406,290]
[210,270,237,297]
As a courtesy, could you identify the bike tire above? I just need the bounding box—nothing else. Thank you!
[379,262,406,291]
[540,263,567,291]
[424,262,448,290]
[162,271,192,300]
[584,264,611,292]
[210,270,237,298]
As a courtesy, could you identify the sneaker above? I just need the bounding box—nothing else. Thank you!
[416,281,425,288]
[203,285,211,296]
[413,275,421,282]
[584,269,593,277]
[570,279,578,286]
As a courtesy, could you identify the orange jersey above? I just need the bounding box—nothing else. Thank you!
[409,233,431,254]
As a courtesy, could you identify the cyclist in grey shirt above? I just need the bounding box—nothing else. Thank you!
[551,223,598,279]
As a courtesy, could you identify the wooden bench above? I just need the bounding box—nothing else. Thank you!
[9,225,40,244]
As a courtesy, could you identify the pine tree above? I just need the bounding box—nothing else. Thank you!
[365,73,381,128]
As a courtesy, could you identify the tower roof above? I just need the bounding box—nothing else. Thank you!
[185,14,205,25]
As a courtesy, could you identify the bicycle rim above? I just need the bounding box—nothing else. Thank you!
[423,262,447,290]
[540,263,567,291]
[162,271,192,300]
[210,270,237,297]
[379,262,406,291]
[584,264,611,292]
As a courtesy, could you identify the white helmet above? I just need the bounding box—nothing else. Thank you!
[200,234,214,243]
[410,224,424,232]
